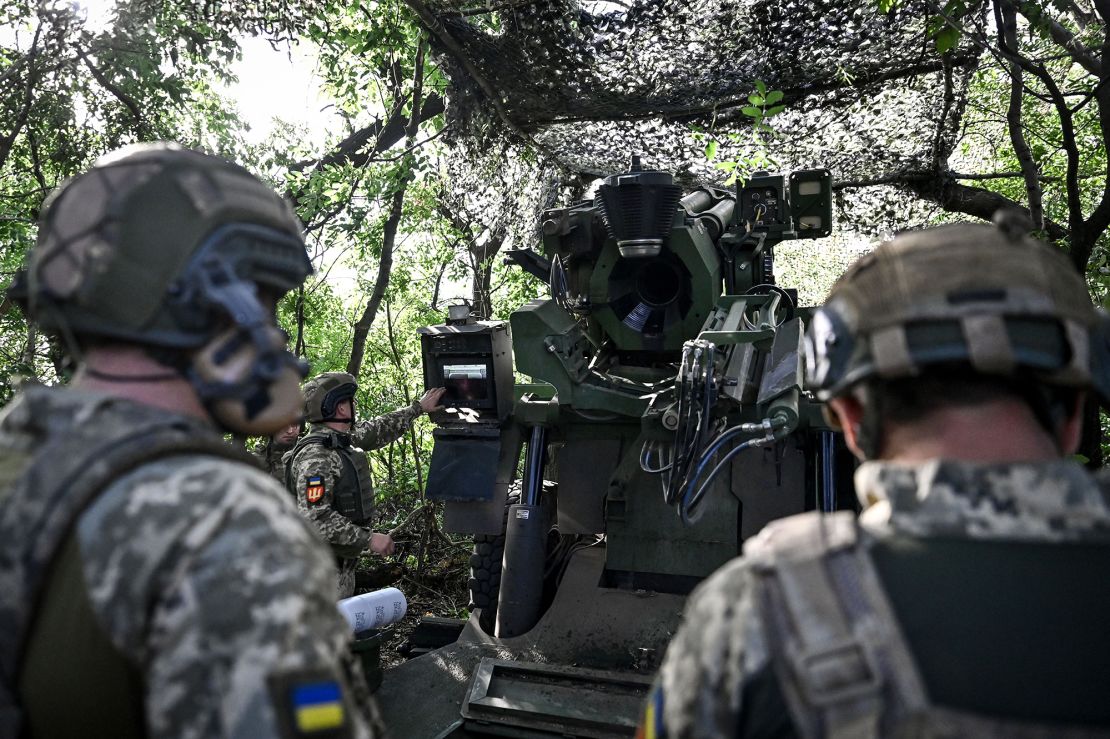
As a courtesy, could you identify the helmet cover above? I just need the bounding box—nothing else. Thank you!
[805,213,1109,404]
[19,142,314,435]
[26,142,309,346]
[303,372,358,423]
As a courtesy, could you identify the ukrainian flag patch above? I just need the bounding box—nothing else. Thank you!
[291,680,345,732]
[305,476,325,504]
[636,684,666,739]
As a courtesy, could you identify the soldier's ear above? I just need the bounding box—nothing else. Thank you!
[827,396,867,461]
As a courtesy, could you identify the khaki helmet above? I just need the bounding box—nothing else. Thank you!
[16,142,313,434]
[804,212,1110,404]
[303,372,358,423]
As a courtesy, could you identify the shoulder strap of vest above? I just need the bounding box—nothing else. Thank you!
[0,398,254,736]
[285,434,330,493]
[744,512,929,739]
[284,433,362,499]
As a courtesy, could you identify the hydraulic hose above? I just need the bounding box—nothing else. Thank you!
[678,413,793,525]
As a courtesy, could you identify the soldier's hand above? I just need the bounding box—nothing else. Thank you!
[418,387,447,414]
[369,532,395,556]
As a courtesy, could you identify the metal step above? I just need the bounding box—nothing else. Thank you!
[460,658,652,738]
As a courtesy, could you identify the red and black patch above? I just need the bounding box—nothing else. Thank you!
[305,476,325,504]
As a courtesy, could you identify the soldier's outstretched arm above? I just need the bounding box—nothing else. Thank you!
[351,388,444,450]
[350,402,422,450]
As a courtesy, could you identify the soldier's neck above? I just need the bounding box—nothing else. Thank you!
[73,345,213,424]
[880,400,1063,464]
[323,420,353,434]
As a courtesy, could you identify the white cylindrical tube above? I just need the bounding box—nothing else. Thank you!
[337,587,407,634]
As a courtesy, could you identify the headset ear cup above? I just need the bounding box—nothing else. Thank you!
[210,364,304,435]
[191,325,306,435]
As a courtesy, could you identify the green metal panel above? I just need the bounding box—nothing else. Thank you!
[509,298,654,417]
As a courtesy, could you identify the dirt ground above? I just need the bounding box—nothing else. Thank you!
[353,533,473,668]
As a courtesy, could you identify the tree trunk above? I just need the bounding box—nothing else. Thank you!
[346,185,403,377]
[345,40,427,378]
[471,257,493,319]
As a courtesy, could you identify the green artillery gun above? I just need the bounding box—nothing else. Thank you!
[377,157,854,737]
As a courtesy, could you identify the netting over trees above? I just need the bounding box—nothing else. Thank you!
[411,0,982,277]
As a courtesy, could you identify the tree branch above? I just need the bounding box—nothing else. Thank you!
[288,93,444,174]
[0,26,41,172]
[834,168,1068,242]
[904,175,1069,242]
[346,39,428,378]
[1008,0,1101,76]
[77,48,145,130]
[997,2,1044,230]
[1077,4,1110,258]
[949,170,1100,182]
[388,500,432,537]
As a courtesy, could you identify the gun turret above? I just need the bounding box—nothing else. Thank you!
[391,158,853,738]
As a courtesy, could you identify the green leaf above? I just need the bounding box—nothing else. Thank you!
[765,90,784,105]
[704,139,718,160]
[748,93,764,106]
[741,105,763,119]
[765,104,786,117]
[755,80,767,95]
[934,26,959,53]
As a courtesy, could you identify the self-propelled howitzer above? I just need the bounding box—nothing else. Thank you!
[377,158,856,737]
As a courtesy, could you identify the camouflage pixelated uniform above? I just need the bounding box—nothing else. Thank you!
[254,440,293,484]
[0,385,376,738]
[286,403,421,598]
[643,459,1110,739]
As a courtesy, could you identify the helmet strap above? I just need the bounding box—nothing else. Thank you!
[48,303,85,376]
[317,411,356,429]
[854,384,885,461]
[85,366,181,383]
[180,247,308,432]
[317,389,357,427]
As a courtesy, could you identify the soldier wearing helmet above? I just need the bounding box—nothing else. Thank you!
[254,420,302,484]
[641,214,1110,738]
[0,144,376,737]
[286,372,445,598]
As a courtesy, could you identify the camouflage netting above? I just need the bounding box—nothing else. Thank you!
[420,0,982,303]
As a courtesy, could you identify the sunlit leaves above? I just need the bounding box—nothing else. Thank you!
[696,81,787,185]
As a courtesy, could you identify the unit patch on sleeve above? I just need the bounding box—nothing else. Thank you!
[305,476,325,504]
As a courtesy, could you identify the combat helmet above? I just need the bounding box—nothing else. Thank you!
[303,372,358,424]
[15,142,313,435]
[805,212,1110,405]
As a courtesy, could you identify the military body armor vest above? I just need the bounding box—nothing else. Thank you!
[0,387,253,737]
[746,512,1110,738]
[287,428,375,525]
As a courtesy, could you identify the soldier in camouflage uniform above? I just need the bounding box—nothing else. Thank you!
[254,420,302,484]
[640,214,1110,738]
[0,144,377,738]
[286,372,445,598]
